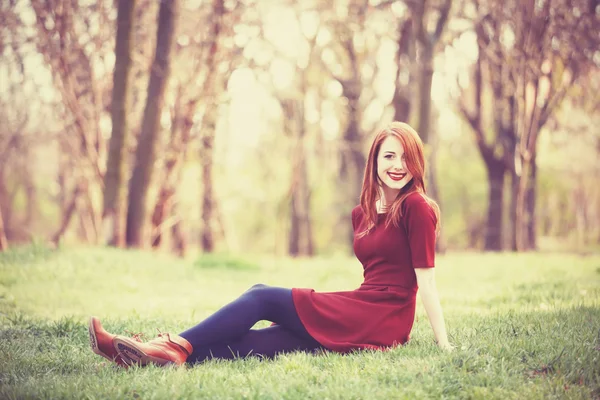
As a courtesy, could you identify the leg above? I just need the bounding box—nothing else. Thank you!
[91,284,316,368]
[187,325,323,364]
[179,284,315,350]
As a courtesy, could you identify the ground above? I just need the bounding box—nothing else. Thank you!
[1,245,599,399]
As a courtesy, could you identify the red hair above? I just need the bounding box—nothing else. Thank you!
[359,121,440,236]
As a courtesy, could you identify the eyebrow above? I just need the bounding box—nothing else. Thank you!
[383,151,396,154]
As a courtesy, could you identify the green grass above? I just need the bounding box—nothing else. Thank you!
[0,246,599,399]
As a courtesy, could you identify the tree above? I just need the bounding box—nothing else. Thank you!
[0,206,7,251]
[126,0,179,247]
[282,93,314,257]
[149,0,228,252]
[319,1,372,247]
[0,92,29,249]
[30,0,116,244]
[460,0,598,250]
[412,0,453,251]
[510,0,597,250]
[103,0,136,247]
[199,0,227,253]
[392,15,416,122]
[459,32,513,250]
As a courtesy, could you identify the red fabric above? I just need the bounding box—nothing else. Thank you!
[292,192,437,353]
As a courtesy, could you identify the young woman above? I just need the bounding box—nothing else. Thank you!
[89,121,451,368]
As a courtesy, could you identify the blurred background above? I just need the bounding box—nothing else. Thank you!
[0,0,598,257]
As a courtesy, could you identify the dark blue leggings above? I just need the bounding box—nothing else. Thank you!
[179,284,324,364]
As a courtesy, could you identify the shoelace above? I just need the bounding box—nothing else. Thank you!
[124,330,147,343]
[155,329,172,341]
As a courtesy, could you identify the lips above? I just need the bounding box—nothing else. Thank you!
[388,172,406,181]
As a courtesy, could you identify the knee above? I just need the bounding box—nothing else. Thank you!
[242,283,272,300]
[248,283,269,292]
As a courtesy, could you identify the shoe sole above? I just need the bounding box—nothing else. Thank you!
[113,336,174,367]
[88,317,125,366]
[89,317,112,361]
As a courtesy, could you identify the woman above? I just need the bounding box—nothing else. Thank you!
[89,121,451,368]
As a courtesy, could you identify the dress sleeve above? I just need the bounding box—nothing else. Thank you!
[403,194,437,268]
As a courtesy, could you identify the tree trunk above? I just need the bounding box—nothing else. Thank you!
[525,153,537,250]
[289,193,300,256]
[411,0,452,253]
[288,151,314,257]
[392,17,414,122]
[171,203,187,257]
[126,0,178,247]
[484,159,505,251]
[24,170,36,228]
[515,153,530,252]
[0,204,8,251]
[417,45,434,145]
[339,92,366,248]
[509,169,519,250]
[51,183,84,245]
[200,103,217,253]
[150,186,174,248]
[156,97,192,254]
[287,98,314,257]
[83,190,100,244]
[104,0,136,247]
[197,0,225,253]
[506,97,519,251]
[417,41,446,252]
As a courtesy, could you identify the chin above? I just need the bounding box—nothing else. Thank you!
[388,178,412,191]
[383,180,407,191]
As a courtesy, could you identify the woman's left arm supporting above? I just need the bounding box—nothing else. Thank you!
[415,267,452,351]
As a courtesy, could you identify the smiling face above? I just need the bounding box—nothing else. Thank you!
[376,135,414,200]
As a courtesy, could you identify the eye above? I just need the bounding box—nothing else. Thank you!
[384,154,394,159]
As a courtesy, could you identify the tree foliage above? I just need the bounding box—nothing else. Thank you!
[0,0,597,254]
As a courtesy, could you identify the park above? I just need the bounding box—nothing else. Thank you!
[1,0,598,398]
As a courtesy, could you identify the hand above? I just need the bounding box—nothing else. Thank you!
[438,342,455,352]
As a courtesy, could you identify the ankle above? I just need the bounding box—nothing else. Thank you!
[158,333,193,356]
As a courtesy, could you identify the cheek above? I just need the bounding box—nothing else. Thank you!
[379,158,392,169]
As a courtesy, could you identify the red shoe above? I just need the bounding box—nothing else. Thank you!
[113,332,193,367]
[88,316,128,367]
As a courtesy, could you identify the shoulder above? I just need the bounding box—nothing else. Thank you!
[403,192,429,209]
[351,205,365,229]
[402,192,436,220]
[351,205,363,222]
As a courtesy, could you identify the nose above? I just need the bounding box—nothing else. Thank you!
[393,159,404,171]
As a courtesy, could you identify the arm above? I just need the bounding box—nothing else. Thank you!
[415,267,452,351]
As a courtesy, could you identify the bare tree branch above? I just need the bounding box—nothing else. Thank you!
[433,0,453,41]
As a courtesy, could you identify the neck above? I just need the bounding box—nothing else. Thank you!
[379,186,400,207]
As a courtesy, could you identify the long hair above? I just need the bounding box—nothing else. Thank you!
[358,121,441,236]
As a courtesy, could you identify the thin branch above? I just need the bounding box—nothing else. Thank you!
[433,0,453,41]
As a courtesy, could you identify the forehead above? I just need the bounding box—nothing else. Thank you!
[379,135,404,154]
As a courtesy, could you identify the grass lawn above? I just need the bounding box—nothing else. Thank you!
[1,245,599,399]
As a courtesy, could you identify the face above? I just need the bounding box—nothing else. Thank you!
[376,135,413,196]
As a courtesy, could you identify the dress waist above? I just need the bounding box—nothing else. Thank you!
[358,282,417,295]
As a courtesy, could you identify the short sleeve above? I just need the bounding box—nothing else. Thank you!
[402,194,437,268]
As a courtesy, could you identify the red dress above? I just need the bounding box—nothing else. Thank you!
[292,192,437,352]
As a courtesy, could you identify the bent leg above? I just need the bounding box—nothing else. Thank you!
[179,284,314,350]
[187,325,323,364]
